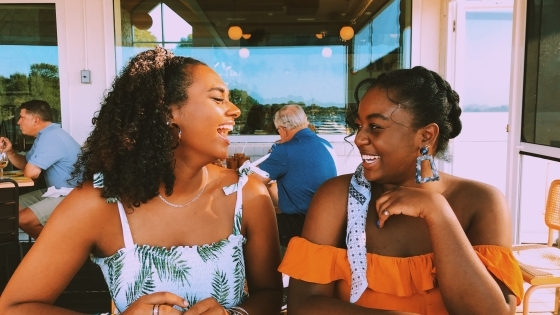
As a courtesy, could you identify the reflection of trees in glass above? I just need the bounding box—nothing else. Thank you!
[230,88,347,135]
[29,63,60,119]
[0,63,61,122]
[178,36,193,47]
[133,28,158,47]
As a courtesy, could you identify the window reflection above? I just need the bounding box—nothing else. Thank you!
[0,4,60,149]
[115,0,411,135]
[523,0,560,148]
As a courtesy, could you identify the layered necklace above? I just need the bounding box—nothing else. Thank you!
[158,166,208,208]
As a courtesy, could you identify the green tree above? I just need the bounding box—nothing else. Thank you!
[6,73,28,93]
[178,35,193,47]
[29,63,61,121]
[134,28,158,48]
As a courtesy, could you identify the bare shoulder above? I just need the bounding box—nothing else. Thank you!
[206,164,274,219]
[35,181,123,257]
[443,174,511,246]
[208,164,270,197]
[53,182,117,222]
[302,174,353,247]
[445,174,508,212]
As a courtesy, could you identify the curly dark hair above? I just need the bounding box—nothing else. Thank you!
[346,66,462,159]
[70,47,206,208]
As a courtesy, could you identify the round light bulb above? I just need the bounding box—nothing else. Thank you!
[131,12,153,30]
[239,47,250,58]
[242,34,251,39]
[340,26,354,41]
[228,26,243,40]
[315,33,323,39]
[321,47,332,58]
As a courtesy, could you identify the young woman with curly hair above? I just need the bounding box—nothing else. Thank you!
[0,47,282,315]
[279,66,524,315]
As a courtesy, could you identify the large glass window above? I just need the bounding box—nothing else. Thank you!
[522,0,560,148]
[115,0,411,135]
[451,8,513,194]
[0,4,60,149]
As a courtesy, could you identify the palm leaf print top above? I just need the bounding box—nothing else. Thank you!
[91,174,249,313]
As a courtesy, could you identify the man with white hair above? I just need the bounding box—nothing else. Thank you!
[251,104,337,247]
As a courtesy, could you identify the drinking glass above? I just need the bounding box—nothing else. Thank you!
[0,152,9,179]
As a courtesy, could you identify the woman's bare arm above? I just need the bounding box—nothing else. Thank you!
[288,175,419,315]
[374,178,517,315]
[432,181,517,315]
[0,185,106,314]
[236,176,283,314]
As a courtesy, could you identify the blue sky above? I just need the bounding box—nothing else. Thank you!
[0,45,59,77]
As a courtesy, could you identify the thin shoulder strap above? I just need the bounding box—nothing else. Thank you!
[117,201,135,248]
[223,159,262,236]
[232,175,244,236]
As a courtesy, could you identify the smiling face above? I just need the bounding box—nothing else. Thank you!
[172,64,240,161]
[354,86,424,185]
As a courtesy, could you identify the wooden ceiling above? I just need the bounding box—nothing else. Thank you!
[120,0,389,46]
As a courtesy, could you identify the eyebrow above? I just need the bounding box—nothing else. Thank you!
[208,86,226,93]
[365,113,389,120]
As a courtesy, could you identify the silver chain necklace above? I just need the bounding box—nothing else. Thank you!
[158,166,208,208]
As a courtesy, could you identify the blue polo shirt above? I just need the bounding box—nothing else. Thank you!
[26,123,81,189]
[259,128,337,215]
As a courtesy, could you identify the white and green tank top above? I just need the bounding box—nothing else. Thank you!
[91,175,249,313]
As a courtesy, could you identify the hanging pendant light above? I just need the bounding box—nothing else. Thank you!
[228,26,243,40]
[340,26,354,41]
[339,0,354,41]
[228,0,243,40]
[131,12,153,30]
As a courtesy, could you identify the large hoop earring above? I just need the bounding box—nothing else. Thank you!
[168,122,181,149]
[415,146,439,184]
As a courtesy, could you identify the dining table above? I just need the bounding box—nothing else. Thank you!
[0,170,34,189]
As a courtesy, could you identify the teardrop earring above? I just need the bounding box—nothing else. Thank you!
[415,146,439,184]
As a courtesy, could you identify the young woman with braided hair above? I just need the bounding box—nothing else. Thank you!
[0,47,282,315]
[279,66,523,315]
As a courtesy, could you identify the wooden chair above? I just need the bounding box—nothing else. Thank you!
[513,179,560,315]
[0,178,20,282]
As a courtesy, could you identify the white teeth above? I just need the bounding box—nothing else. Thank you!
[217,124,233,131]
[217,124,233,139]
[361,154,380,163]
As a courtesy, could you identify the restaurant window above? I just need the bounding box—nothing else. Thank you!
[0,4,60,149]
[522,0,560,148]
[115,0,411,135]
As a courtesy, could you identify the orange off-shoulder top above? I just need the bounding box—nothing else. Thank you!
[279,237,524,315]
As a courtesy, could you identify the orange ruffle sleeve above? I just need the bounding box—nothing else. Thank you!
[279,237,524,313]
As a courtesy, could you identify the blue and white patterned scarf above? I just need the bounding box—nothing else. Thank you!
[346,164,371,303]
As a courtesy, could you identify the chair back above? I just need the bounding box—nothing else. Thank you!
[544,180,560,245]
[0,178,19,246]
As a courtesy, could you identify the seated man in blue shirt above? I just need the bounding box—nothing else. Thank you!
[250,104,337,247]
[0,100,81,239]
